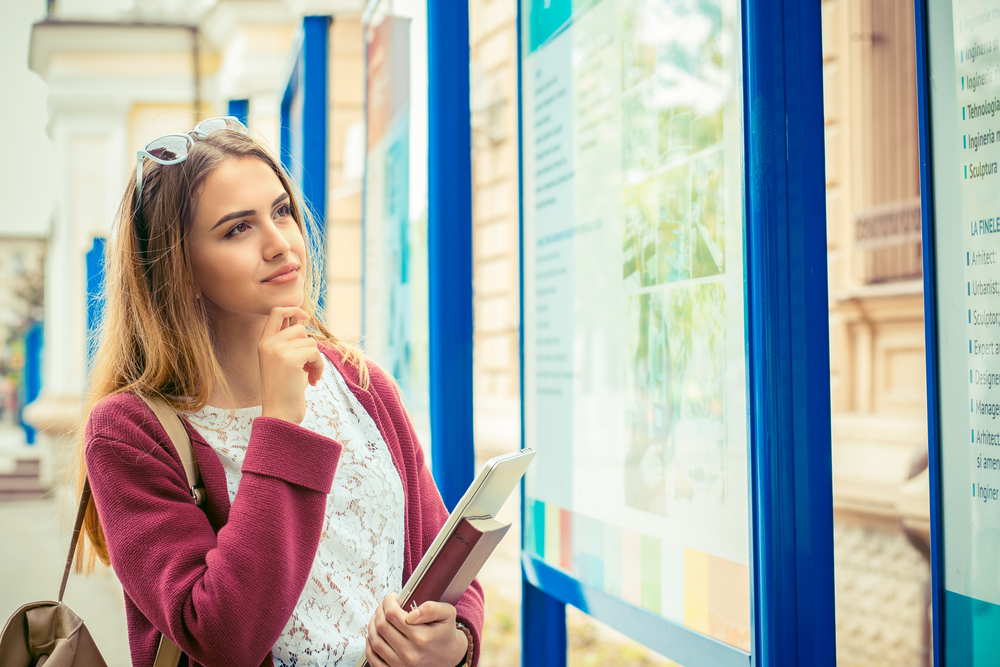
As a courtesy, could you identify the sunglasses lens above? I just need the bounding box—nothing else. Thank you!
[145,136,189,162]
[197,118,228,134]
[196,117,247,136]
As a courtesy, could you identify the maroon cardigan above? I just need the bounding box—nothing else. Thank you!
[84,345,484,667]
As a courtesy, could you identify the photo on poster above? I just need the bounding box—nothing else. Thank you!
[624,282,728,517]
[654,0,724,161]
[622,177,658,288]
[690,149,725,278]
[621,0,657,90]
[622,81,658,180]
[656,164,691,284]
[660,108,692,163]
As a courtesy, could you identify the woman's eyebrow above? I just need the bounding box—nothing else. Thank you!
[212,209,254,230]
[211,194,289,230]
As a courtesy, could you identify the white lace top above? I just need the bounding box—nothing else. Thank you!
[187,356,406,667]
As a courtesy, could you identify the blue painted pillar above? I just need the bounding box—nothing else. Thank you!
[302,16,328,314]
[280,84,293,172]
[19,324,42,445]
[522,573,567,666]
[303,16,328,314]
[228,99,249,127]
[85,237,106,366]
[280,16,329,314]
[744,0,835,661]
[427,0,474,511]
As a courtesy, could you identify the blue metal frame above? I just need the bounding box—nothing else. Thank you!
[516,0,567,662]
[427,0,475,512]
[515,0,835,663]
[913,0,945,662]
[522,574,567,665]
[743,0,835,662]
[227,99,249,128]
[280,16,329,314]
[524,554,747,665]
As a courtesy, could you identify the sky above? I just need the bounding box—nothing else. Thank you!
[0,1,55,238]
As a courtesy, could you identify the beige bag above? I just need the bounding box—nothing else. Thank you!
[0,397,204,667]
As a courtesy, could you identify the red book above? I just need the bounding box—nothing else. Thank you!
[354,448,534,667]
[402,517,511,610]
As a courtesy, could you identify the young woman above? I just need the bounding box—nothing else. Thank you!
[76,117,482,667]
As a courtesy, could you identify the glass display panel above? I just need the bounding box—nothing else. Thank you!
[520,0,751,651]
[926,0,1000,661]
[364,3,431,435]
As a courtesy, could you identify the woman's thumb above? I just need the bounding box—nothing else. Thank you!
[404,605,422,624]
[405,601,452,625]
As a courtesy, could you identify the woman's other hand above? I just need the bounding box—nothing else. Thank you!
[259,306,323,424]
[366,594,469,667]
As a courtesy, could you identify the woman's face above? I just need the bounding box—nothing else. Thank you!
[189,157,306,324]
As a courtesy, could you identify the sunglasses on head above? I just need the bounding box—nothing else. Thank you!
[134,116,248,214]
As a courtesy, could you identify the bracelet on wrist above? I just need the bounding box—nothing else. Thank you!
[455,621,474,667]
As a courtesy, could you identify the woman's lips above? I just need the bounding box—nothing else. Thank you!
[263,268,299,284]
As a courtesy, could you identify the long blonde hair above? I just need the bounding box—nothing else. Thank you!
[75,129,368,572]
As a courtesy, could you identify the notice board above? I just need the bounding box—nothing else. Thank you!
[363,14,431,415]
[919,0,1000,662]
[519,0,751,654]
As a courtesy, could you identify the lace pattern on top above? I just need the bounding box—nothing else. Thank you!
[188,357,406,667]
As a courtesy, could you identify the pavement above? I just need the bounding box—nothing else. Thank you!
[0,489,132,665]
[0,423,131,664]
[0,424,33,474]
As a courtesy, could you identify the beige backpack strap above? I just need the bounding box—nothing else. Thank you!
[59,478,92,602]
[140,395,206,506]
[139,394,210,667]
[153,632,184,667]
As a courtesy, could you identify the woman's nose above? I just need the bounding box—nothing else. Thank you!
[262,221,291,259]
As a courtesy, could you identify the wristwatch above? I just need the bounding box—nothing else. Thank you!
[455,621,474,667]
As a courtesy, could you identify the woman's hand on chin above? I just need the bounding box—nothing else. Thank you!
[366,593,469,667]
[258,306,323,424]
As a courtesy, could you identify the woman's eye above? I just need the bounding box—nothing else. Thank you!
[226,221,250,237]
[275,203,292,218]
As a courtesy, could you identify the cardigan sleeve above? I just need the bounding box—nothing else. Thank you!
[85,393,342,667]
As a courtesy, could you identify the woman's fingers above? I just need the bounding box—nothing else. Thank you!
[403,600,457,626]
[262,306,310,338]
[259,306,321,423]
[369,602,405,666]
[306,356,324,386]
[297,347,325,386]
[365,634,391,667]
[269,324,317,343]
[370,595,467,667]
[270,324,308,341]
[382,594,415,637]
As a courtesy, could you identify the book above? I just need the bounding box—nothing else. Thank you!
[353,449,534,667]
[354,517,511,667]
[403,517,511,609]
